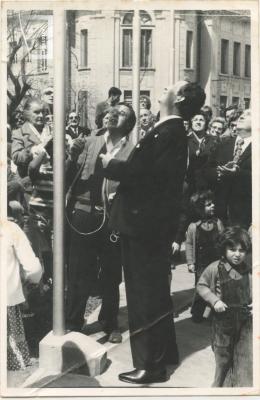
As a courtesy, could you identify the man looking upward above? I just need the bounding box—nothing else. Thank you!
[65,103,135,342]
[101,81,206,384]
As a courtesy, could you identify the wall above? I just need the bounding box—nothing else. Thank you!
[68,10,251,125]
[212,15,251,113]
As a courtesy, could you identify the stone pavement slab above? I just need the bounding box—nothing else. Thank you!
[32,309,214,388]
[94,309,214,388]
[8,262,204,389]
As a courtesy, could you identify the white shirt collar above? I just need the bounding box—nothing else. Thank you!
[28,123,51,143]
[235,135,251,153]
[190,130,204,143]
[104,131,128,156]
[154,115,182,129]
[28,123,43,141]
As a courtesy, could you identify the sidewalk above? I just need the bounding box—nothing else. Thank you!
[7,262,215,388]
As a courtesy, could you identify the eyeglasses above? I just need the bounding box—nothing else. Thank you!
[44,91,53,95]
[211,125,223,131]
[69,116,78,120]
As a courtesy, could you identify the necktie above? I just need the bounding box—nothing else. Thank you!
[233,138,244,163]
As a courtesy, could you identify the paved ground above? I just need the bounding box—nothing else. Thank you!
[7,261,215,389]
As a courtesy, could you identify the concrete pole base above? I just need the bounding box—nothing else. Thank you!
[22,331,107,388]
[39,330,107,376]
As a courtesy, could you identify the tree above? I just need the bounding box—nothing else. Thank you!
[7,10,51,126]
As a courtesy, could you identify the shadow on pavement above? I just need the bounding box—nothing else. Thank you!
[29,340,105,388]
[93,286,194,343]
[175,316,212,363]
[171,288,193,315]
[30,373,101,388]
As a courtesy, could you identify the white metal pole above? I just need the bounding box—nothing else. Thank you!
[169,10,175,85]
[53,8,66,336]
[174,14,181,82]
[132,10,141,145]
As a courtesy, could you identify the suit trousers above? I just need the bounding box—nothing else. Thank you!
[66,208,122,332]
[121,235,179,371]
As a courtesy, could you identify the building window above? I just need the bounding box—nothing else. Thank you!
[232,96,239,106]
[244,98,250,109]
[140,29,152,68]
[37,35,47,72]
[121,11,153,68]
[122,29,132,67]
[233,42,241,76]
[221,39,229,74]
[186,31,193,69]
[80,29,88,67]
[124,90,150,105]
[245,44,251,77]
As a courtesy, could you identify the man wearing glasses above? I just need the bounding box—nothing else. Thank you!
[66,112,91,139]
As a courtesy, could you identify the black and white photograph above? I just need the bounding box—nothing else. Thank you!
[0,1,259,396]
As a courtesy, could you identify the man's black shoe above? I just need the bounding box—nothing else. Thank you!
[118,369,167,384]
[108,330,122,343]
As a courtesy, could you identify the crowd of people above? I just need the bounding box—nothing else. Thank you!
[5,81,252,387]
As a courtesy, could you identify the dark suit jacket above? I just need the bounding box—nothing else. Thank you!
[66,131,134,213]
[103,118,188,239]
[229,143,251,228]
[66,125,90,139]
[12,122,41,179]
[203,136,251,227]
[186,131,219,192]
[203,136,236,185]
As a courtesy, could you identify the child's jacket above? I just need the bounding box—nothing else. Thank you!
[197,259,252,308]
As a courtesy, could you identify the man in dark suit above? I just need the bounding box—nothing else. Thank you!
[100,81,206,384]
[203,109,251,228]
[66,112,91,139]
[65,103,135,343]
[226,109,251,228]
[203,135,237,224]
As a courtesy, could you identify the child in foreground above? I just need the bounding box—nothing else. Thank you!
[197,226,252,387]
[3,209,42,370]
[185,190,224,322]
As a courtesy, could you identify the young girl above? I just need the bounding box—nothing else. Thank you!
[185,190,224,322]
[3,211,42,370]
[197,226,252,387]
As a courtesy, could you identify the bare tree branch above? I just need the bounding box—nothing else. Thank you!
[7,63,21,95]
[7,36,23,66]
[7,90,14,101]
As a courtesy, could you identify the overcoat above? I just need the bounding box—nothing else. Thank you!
[103,117,187,370]
[12,122,41,179]
[105,117,188,240]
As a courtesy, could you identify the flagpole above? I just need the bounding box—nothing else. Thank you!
[53,8,66,335]
[132,9,141,145]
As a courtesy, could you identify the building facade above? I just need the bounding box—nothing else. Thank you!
[199,11,251,115]
[67,9,251,128]
[7,10,250,127]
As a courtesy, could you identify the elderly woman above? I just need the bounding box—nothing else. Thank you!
[12,98,53,283]
[12,98,52,179]
[186,111,218,193]
[208,117,226,137]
